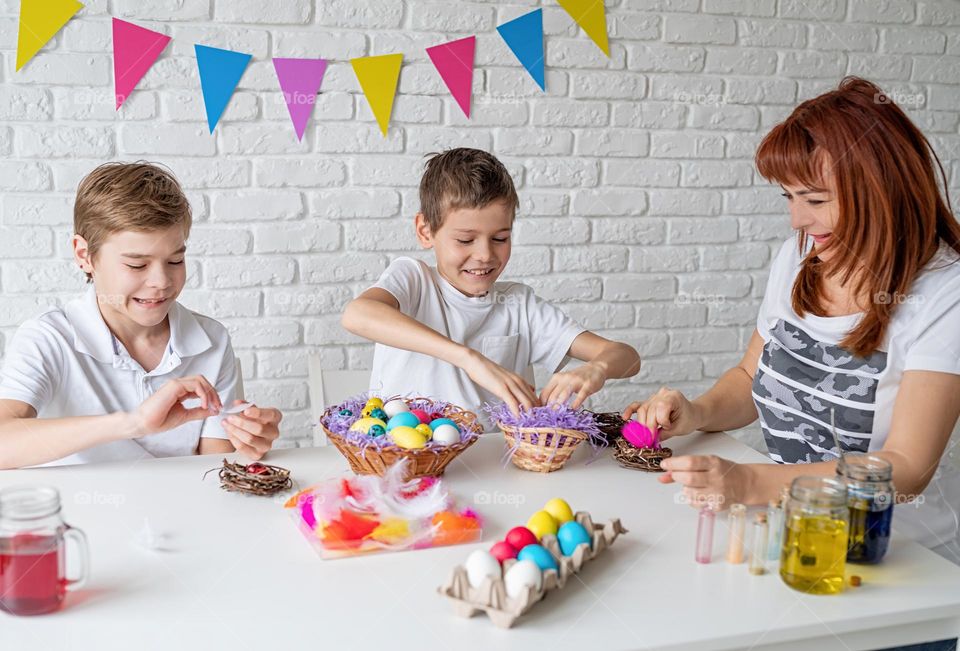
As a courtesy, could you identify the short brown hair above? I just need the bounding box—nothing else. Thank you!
[74,162,192,280]
[419,148,519,231]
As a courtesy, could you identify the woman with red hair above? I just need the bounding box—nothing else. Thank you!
[626,77,960,568]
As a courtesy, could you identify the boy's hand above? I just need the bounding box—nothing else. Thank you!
[540,362,606,409]
[461,351,539,416]
[222,401,282,460]
[131,375,222,437]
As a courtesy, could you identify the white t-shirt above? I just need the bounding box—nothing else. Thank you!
[0,287,237,466]
[754,237,960,559]
[370,257,586,426]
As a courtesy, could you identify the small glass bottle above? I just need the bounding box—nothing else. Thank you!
[766,497,784,562]
[780,477,849,595]
[749,512,769,575]
[726,503,746,564]
[0,486,89,615]
[695,505,715,564]
[836,454,894,564]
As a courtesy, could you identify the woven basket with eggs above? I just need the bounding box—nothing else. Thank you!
[320,395,482,480]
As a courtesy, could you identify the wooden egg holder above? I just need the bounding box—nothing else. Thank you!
[437,512,627,628]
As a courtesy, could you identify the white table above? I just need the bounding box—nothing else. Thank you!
[1,432,958,651]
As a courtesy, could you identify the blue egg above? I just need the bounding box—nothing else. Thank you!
[557,521,592,556]
[386,412,420,431]
[368,424,386,437]
[517,544,558,572]
[338,409,353,417]
[429,417,458,431]
[370,408,388,422]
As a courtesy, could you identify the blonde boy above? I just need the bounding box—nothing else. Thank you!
[0,162,281,468]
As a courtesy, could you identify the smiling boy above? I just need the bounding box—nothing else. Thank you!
[342,148,641,420]
[0,162,282,468]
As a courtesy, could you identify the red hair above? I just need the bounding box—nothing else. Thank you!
[755,77,960,356]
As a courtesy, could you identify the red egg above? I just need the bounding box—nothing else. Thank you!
[410,409,431,424]
[505,526,538,551]
[490,540,519,564]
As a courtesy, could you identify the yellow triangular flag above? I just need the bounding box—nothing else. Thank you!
[351,53,403,136]
[556,0,610,57]
[16,0,85,71]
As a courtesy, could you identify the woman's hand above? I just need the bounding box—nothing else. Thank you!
[222,401,283,460]
[659,455,756,510]
[540,362,606,409]
[131,375,222,437]
[461,351,539,416]
[622,386,703,441]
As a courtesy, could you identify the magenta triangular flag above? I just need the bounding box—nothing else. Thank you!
[113,18,170,110]
[273,57,328,141]
[426,36,475,119]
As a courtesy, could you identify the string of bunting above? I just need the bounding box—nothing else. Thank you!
[14,0,610,140]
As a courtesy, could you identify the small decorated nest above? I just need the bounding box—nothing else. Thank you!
[586,410,627,444]
[212,459,292,495]
[484,403,606,473]
[612,438,673,472]
[320,395,482,480]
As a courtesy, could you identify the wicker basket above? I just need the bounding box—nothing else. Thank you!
[321,398,482,480]
[612,438,673,472]
[499,424,589,473]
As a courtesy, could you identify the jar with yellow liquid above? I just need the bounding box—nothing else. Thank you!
[780,477,850,595]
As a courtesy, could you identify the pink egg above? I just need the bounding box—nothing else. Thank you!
[622,421,659,449]
[410,409,431,424]
[505,526,538,551]
[490,540,519,564]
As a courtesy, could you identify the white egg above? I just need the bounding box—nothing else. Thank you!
[464,550,501,588]
[504,559,543,599]
[432,424,461,446]
[382,399,411,418]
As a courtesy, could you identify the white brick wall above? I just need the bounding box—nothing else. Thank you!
[1,0,959,456]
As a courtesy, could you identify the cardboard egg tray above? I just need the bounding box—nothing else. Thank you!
[437,512,627,628]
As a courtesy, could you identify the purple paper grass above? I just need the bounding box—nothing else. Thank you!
[482,402,608,454]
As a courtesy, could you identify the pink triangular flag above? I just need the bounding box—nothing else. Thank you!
[426,36,475,119]
[113,18,170,110]
[273,57,328,141]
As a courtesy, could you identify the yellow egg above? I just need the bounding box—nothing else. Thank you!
[526,510,559,539]
[348,417,387,434]
[543,498,574,524]
[390,426,427,449]
[365,397,384,409]
[415,423,433,439]
[361,406,375,418]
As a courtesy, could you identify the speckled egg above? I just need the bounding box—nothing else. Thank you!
[348,417,387,434]
[415,423,433,439]
[369,408,388,422]
[368,424,386,437]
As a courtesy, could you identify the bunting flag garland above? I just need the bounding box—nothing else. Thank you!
[273,57,328,142]
[496,9,546,91]
[113,18,171,110]
[351,53,403,137]
[15,0,84,71]
[556,0,610,57]
[425,35,475,119]
[195,44,252,133]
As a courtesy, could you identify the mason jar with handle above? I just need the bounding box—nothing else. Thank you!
[0,486,89,615]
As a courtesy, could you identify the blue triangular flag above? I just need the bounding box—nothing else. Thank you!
[496,9,545,91]
[195,44,252,133]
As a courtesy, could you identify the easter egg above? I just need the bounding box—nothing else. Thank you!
[557,521,592,556]
[415,423,433,439]
[526,511,559,540]
[368,424,386,437]
[431,424,460,446]
[348,417,387,434]
[464,550,501,588]
[504,560,542,599]
[622,421,658,449]
[365,397,384,409]
[369,408,388,422]
[383,399,410,418]
[360,406,375,418]
[490,541,519,564]
[386,412,420,431]
[517,544,559,572]
[338,408,353,417]
[429,417,458,430]
[389,426,427,449]
[505,526,538,551]
[410,409,431,424]
[543,498,574,524]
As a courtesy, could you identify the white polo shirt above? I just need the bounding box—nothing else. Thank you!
[0,287,237,466]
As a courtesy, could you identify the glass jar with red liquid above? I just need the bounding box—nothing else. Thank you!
[0,486,89,615]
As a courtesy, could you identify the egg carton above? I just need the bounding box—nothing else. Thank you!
[437,512,627,629]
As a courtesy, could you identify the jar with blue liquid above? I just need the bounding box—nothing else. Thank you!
[836,454,894,564]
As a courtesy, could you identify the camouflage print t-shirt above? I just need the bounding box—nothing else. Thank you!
[753,237,960,559]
